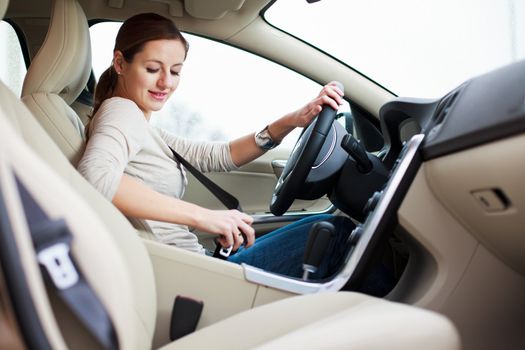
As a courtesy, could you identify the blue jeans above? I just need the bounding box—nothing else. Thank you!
[228,214,354,280]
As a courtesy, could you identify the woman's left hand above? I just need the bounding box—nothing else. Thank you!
[288,81,344,128]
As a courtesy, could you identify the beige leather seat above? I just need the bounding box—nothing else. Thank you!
[21,0,92,165]
[0,1,461,349]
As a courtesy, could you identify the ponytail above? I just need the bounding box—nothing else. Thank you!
[92,66,118,116]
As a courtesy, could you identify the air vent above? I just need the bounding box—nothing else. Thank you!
[433,89,460,125]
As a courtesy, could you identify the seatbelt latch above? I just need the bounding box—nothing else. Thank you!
[37,242,79,289]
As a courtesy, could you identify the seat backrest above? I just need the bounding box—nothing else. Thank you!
[0,0,157,349]
[1,78,157,350]
[0,1,157,342]
[21,0,91,165]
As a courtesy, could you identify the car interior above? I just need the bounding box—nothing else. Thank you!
[0,0,524,349]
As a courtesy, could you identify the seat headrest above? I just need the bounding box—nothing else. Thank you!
[21,0,91,105]
[0,0,8,19]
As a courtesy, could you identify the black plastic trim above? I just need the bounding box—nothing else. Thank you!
[343,138,423,291]
[350,101,384,152]
[379,97,438,168]
[423,60,525,160]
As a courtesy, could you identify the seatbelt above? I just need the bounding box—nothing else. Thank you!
[15,177,119,350]
[168,147,242,212]
[168,147,242,259]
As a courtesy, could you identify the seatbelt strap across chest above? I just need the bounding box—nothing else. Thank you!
[169,146,242,212]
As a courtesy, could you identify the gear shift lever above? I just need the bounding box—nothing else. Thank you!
[302,221,335,280]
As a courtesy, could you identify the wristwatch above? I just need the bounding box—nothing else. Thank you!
[254,125,280,151]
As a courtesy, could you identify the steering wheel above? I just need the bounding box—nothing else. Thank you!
[270,82,343,216]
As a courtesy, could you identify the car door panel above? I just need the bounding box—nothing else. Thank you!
[183,148,332,216]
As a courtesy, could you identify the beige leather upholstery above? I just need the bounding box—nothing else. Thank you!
[71,93,95,126]
[165,292,460,350]
[21,0,91,165]
[0,105,461,349]
[0,110,156,349]
[1,77,157,350]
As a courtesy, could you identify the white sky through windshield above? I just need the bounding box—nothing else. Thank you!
[266,0,525,98]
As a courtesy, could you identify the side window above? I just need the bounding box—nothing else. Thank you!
[90,22,349,148]
[0,21,27,96]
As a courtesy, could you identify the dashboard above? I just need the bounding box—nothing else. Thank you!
[244,58,525,294]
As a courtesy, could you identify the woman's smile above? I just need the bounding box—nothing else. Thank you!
[149,90,169,101]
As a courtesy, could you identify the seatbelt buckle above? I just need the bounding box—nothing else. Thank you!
[212,239,233,260]
[219,245,233,258]
[37,242,79,289]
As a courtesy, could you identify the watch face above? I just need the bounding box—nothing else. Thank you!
[256,128,276,150]
[259,130,271,142]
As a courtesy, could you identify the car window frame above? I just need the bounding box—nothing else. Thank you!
[87,19,341,148]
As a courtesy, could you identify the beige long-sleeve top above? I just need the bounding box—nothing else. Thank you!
[77,97,237,253]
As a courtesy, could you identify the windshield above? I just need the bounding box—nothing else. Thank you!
[265,0,525,98]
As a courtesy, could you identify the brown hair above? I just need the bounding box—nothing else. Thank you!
[92,13,189,115]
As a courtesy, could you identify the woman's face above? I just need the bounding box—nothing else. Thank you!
[113,38,186,119]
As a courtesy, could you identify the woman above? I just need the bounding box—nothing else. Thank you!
[78,13,353,279]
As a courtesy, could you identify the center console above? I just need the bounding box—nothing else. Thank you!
[243,134,425,294]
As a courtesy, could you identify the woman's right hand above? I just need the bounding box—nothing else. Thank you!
[111,175,254,250]
[195,209,255,251]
